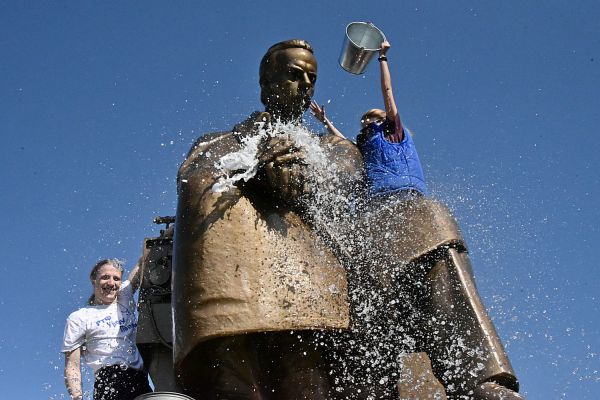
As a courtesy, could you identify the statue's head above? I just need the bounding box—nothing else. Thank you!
[259,39,317,122]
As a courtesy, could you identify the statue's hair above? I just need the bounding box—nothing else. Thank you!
[259,39,314,86]
[87,258,124,305]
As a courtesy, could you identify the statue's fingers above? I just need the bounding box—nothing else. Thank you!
[265,162,277,185]
[289,186,299,200]
[286,165,299,200]
[272,138,297,152]
[290,164,306,195]
[254,111,271,124]
[291,163,311,201]
[291,163,307,181]
[287,163,311,196]
[288,163,299,186]
[279,164,290,190]
[272,151,307,166]
[259,138,298,163]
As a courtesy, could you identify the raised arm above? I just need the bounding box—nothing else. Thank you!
[310,100,346,139]
[379,41,404,138]
[127,256,143,293]
[64,348,83,400]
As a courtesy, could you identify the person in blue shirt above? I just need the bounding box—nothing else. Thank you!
[311,42,525,400]
[311,40,427,198]
[310,40,432,398]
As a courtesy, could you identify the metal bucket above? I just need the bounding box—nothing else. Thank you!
[338,22,386,75]
[135,392,195,400]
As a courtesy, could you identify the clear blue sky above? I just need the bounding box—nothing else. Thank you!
[1,1,599,399]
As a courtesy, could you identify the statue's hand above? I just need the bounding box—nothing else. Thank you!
[253,111,271,126]
[256,136,311,205]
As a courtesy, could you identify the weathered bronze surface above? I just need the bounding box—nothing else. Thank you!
[136,39,525,399]
[397,352,447,399]
[172,39,362,397]
[344,195,521,398]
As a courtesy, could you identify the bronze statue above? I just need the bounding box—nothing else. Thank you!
[136,39,524,400]
[172,39,362,399]
[334,195,524,399]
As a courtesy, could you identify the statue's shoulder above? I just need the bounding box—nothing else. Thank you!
[177,131,235,182]
[319,134,358,149]
[319,134,363,170]
[185,112,266,158]
[178,112,266,179]
[186,131,233,158]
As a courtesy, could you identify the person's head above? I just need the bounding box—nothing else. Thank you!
[259,39,317,122]
[360,109,387,131]
[87,259,124,305]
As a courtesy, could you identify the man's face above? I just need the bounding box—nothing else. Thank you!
[261,48,317,119]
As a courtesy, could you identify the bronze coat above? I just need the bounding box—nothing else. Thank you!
[172,115,363,369]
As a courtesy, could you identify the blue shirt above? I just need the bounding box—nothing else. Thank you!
[357,123,428,197]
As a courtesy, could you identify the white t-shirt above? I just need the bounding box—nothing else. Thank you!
[61,280,144,373]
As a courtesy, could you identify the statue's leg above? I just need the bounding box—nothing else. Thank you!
[414,247,522,399]
[258,331,332,400]
[181,332,334,400]
[327,265,417,400]
[179,335,266,400]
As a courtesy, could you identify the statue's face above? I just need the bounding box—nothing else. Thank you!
[261,48,317,119]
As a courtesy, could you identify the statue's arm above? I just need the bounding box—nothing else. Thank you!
[176,131,246,236]
[63,348,82,400]
[319,134,364,185]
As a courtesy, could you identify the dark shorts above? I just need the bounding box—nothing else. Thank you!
[94,365,152,400]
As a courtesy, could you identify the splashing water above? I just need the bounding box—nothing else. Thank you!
[211,119,330,193]
[208,120,508,398]
[209,121,423,397]
[211,120,267,193]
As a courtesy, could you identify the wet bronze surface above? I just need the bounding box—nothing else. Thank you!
[171,40,361,397]
[136,39,523,399]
